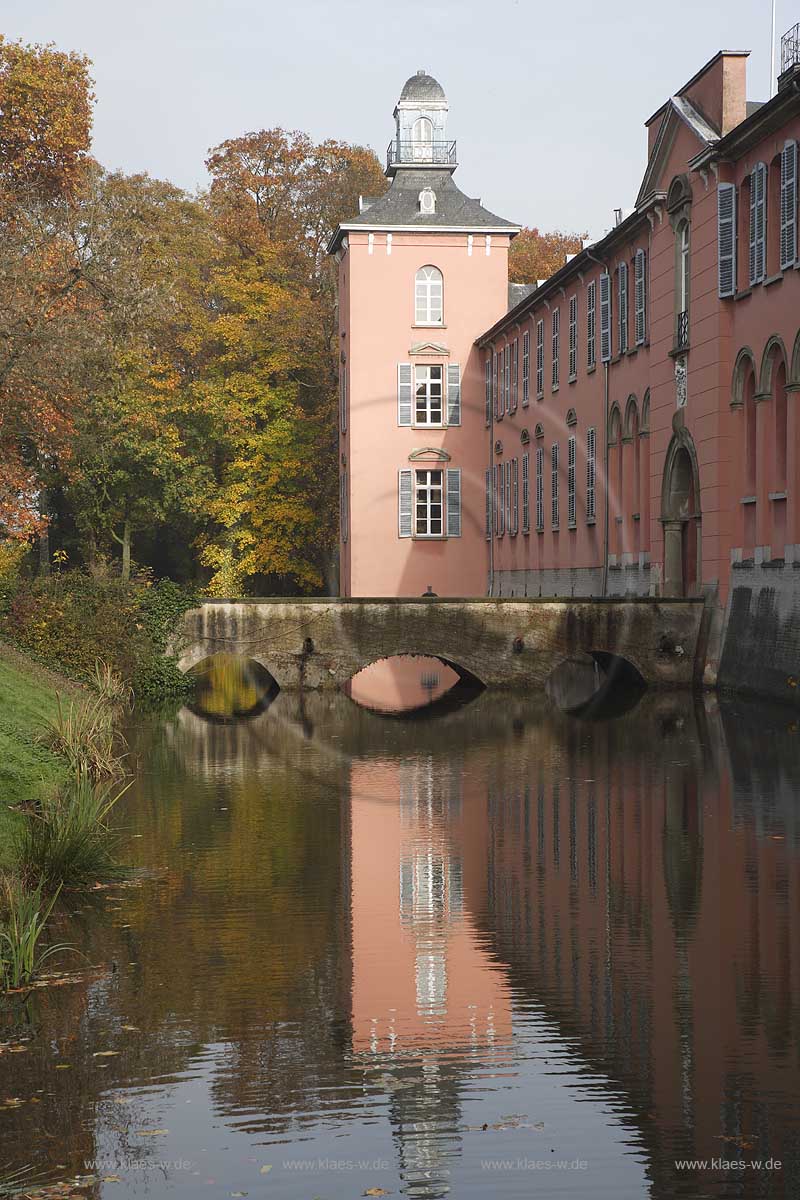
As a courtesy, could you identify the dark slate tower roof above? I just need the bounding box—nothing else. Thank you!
[331,170,517,246]
[398,69,446,104]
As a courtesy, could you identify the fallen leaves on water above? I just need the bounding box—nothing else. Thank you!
[135,1129,169,1137]
[120,1024,139,1032]
[259,1165,273,1174]
[103,1176,123,1183]
[92,1050,120,1058]
[363,1190,392,1197]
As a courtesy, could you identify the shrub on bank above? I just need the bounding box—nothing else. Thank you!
[0,571,196,710]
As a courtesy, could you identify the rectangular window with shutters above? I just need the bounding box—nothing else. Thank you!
[339,367,347,434]
[536,319,544,397]
[398,468,413,536]
[567,436,576,528]
[749,162,767,285]
[522,330,530,406]
[522,452,530,532]
[414,364,443,425]
[511,339,519,410]
[446,363,461,425]
[535,447,544,531]
[552,308,560,389]
[781,140,798,271]
[618,262,628,354]
[587,281,597,368]
[504,345,511,412]
[493,351,501,420]
[599,272,612,362]
[485,469,491,539]
[586,427,596,523]
[496,464,505,536]
[551,443,559,529]
[718,183,737,297]
[634,249,647,344]
[504,460,511,533]
[485,357,492,425]
[340,469,348,543]
[568,295,577,380]
[511,457,519,535]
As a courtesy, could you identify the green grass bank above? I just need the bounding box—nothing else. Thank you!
[0,642,86,866]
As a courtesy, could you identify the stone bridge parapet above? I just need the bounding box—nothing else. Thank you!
[172,597,706,691]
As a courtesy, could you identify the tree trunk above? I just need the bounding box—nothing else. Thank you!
[38,526,51,576]
[121,518,131,583]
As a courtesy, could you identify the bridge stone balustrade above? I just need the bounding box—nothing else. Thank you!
[172,597,706,691]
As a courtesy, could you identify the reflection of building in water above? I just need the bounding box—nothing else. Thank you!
[347,655,459,713]
[456,694,800,1198]
[349,754,512,1194]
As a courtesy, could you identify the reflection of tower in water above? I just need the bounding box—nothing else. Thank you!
[350,751,511,1200]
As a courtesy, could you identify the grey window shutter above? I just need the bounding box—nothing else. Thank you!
[750,164,767,284]
[485,469,491,539]
[447,363,461,425]
[587,426,596,521]
[485,358,491,425]
[599,272,611,362]
[717,183,737,297]
[398,363,413,426]
[568,435,576,527]
[446,468,461,536]
[587,281,596,367]
[494,351,501,420]
[398,469,413,536]
[522,451,530,532]
[512,457,519,534]
[634,249,646,343]
[781,140,798,270]
[618,262,628,353]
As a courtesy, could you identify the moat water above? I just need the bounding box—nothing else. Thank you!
[1,674,799,1199]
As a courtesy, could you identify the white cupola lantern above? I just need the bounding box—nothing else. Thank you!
[388,70,456,174]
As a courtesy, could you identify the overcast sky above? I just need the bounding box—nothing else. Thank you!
[4,0,794,238]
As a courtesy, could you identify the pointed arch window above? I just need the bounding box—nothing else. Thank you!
[415,265,443,325]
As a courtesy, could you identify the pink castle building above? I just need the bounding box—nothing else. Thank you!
[330,34,800,700]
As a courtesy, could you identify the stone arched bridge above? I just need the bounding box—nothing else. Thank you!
[173,597,705,691]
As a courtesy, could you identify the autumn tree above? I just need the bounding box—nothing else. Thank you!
[194,129,386,594]
[508,226,587,286]
[0,36,94,543]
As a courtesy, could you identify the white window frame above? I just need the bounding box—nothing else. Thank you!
[678,221,691,312]
[414,364,444,426]
[414,468,444,538]
[415,265,443,325]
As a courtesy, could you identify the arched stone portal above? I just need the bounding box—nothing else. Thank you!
[661,430,701,598]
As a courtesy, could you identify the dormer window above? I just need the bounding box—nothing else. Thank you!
[412,116,434,161]
[415,265,443,324]
[419,187,436,214]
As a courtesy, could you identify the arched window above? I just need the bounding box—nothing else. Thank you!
[415,265,443,325]
[412,117,433,161]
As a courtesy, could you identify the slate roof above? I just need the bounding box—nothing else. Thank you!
[399,71,446,103]
[328,169,518,251]
[508,282,536,309]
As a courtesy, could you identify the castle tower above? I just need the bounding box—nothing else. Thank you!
[329,72,518,597]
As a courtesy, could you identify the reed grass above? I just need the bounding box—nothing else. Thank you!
[0,876,72,991]
[42,692,127,781]
[15,773,129,890]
